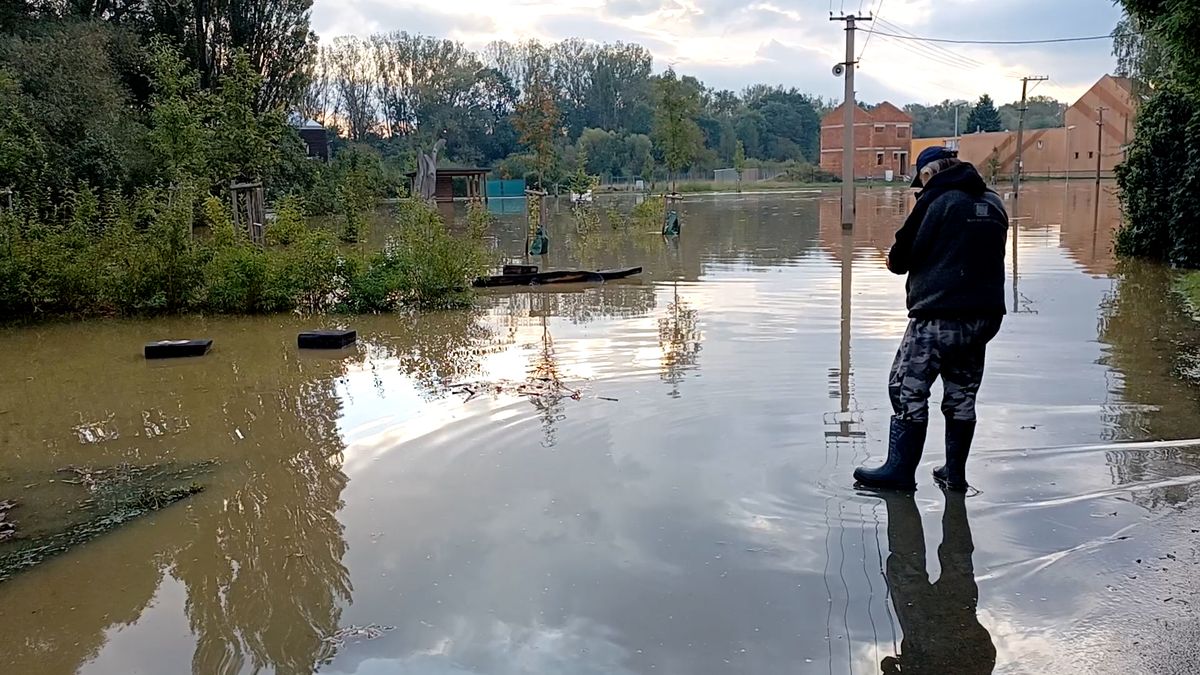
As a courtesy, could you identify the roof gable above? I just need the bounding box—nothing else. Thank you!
[821,102,874,126]
[868,101,912,123]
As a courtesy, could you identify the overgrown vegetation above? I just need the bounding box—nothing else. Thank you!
[0,15,483,321]
[0,189,486,319]
[1178,272,1200,319]
[1113,3,1200,270]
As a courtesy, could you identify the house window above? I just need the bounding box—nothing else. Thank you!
[874,124,886,132]
[897,126,908,139]
[1074,152,1080,159]
[876,152,884,166]
[1088,151,1094,159]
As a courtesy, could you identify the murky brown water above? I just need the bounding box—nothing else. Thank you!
[2,183,1200,674]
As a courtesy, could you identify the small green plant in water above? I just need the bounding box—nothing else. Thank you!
[632,196,665,230]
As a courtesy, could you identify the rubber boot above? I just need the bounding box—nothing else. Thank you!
[854,416,928,491]
[933,418,976,492]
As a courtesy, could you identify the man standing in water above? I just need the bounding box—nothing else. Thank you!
[854,147,1008,492]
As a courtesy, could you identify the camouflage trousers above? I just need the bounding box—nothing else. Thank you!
[889,317,1003,423]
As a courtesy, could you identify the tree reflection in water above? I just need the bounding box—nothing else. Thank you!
[170,367,352,675]
[1097,262,1200,509]
[658,281,701,398]
[358,308,506,400]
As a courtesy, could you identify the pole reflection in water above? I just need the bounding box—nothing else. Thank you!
[878,492,995,675]
[658,236,702,398]
[529,292,566,447]
[825,229,864,443]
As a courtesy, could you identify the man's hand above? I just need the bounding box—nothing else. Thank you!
[884,250,895,273]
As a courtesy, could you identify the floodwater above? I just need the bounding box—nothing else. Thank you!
[2,183,1200,674]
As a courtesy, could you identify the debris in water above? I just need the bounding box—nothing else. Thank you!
[449,377,583,403]
[0,501,16,542]
[598,396,620,402]
[317,624,395,664]
[0,460,215,583]
[73,413,120,445]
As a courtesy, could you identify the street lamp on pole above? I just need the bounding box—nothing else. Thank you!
[952,99,969,150]
[1064,125,1077,185]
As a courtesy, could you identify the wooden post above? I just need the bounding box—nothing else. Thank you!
[231,181,266,245]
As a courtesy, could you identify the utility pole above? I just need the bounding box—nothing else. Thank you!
[1096,106,1108,185]
[831,13,871,229]
[1012,75,1048,198]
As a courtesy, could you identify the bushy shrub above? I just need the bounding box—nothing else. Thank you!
[382,198,488,308]
[1115,87,1200,268]
[0,189,490,322]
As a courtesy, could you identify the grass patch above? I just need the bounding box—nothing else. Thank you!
[1176,271,1200,320]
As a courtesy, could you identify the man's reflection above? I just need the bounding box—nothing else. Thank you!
[879,492,996,674]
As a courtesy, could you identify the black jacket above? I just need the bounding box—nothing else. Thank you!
[888,162,1008,319]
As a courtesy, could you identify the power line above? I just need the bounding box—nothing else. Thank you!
[857,0,886,60]
[875,17,986,68]
[871,34,985,76]
[867,30,1114,45]
[868,18,1024,80]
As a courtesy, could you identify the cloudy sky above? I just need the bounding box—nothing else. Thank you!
[311,0,1124,106]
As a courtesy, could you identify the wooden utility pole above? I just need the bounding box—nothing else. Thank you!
[831,13,871,229]
[1012,75,1048,197]
[1096,106,1108,184]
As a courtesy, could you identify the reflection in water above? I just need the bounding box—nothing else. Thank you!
[1097,262,1200,505]
[5,185,1200,674]
[360,309,503,399]
[658,281,702,398]
[825,230,865,444]
[529,293,567,447]
[880,492,995,675]
[172,374,352,675]
[0,329,358,674]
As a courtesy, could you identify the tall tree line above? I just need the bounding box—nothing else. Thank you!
[4,0,315,111]
[302,34,829,178]
[904,95,1066,138]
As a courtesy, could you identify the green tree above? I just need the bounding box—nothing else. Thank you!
[1112,12,1172,94]
[0,21,150,199]
[1115,87,1200,267]
[999,96,1066,132]
[512,44,560,189]
[1118,1,1200,94]
[1111,2,1200,267]
[150,0,316,110]
[652,68,702,189]
[904,101,961,138]
[965,94,1003,133]
[0,70,47,195]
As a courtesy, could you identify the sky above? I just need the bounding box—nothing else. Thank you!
[310,0,1126,107]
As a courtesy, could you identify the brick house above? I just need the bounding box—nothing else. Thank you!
[819,102,913,180]
[909,75,1136,181]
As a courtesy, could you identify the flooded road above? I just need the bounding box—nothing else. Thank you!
[2,183,1199,674]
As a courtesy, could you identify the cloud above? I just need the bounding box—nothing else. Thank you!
[310,0,1124,105]
[682,39,912,103]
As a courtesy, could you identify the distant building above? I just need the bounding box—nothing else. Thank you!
[819,101,914,180]
[295,119,331,162]
[910,75,1137,181]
